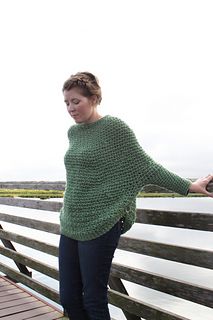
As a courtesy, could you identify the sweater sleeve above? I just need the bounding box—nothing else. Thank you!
[113,119,191,196]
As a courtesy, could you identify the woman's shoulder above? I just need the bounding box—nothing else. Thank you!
[105,115,134,136]
[103,116,139,148]
[104,115,131,130]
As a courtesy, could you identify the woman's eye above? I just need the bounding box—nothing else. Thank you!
[73,99,80,104]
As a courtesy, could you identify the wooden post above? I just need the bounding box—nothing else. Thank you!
[109,276,141,320]
[0,225,32,279]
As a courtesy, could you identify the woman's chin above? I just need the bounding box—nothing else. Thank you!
[71,116,81,123]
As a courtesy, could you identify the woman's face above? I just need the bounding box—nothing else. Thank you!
[63,88,98,124]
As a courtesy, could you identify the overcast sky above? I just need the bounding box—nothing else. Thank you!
[0,0,212,181]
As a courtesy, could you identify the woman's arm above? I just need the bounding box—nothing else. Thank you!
[110,117,213,198]
[188,174,213,197]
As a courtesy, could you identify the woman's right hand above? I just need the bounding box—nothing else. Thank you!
[188,174,213,197]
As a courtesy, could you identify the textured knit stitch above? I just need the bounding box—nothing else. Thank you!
[60,115,191,241]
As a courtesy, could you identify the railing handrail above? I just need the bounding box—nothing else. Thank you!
[0,212,212,269]
[0,180,213,192]
[0,181,212,320]
[0,181,66,190]
[0,196,212,232]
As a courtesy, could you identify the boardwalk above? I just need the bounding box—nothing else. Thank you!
[0,276,65,320]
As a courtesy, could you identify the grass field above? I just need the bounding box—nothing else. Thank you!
[0,189,64,199]
[0,189,205,199]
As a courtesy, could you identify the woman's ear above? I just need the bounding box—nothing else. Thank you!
[90,95,98,106]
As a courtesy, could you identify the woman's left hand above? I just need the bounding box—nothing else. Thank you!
[188,174,213,197]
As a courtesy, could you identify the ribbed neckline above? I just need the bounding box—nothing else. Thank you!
[77,115,109,129]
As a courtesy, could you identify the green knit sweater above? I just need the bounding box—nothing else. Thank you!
[60,115,191,241]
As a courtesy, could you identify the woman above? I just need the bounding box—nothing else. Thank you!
[59,71,213,320]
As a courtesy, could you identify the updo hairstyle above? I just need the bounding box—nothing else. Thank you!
[62,72,102,105]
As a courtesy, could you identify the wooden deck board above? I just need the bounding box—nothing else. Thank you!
[0,276,64,319]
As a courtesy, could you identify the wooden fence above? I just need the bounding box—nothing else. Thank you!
[0,181,212,320]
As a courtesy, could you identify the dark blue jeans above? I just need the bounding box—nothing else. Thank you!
[59,220,122,320]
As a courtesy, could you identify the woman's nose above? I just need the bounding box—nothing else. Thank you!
[67,103,75,112]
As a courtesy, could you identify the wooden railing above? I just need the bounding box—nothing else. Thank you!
[0,181,212,320]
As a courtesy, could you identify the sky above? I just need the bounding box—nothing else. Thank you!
[0,0,212,181]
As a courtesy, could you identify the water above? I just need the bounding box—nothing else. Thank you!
[0,197,213,319]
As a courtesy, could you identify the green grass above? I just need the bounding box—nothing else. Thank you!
[0,189,64,199]
[0,189,205,199]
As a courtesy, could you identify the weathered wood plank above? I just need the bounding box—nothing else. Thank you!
[108,289,188,320]
[118,237,213,269]
[0,225,31,277]
[1,215,212,269]
[0,296,36,309]
[109,276,140,320]
[0,197,62,212]
[0,262,60,304]
[0,307,63,320]
[2,241,212,309]
[0,276,64,320]
[0,288,21,296]
[0,180,212,192]
[0,282,9,288]
[0,229,58,256]
[0,292,29,303]
[0,284,18,295]
[0,246,59,280]
[111,263,213,308]
[24,310,66,320]
[1,198,212,232]
[0,300,45,317]
[0,181,66,191]
[136,209,213,231]
[0,212,60,234]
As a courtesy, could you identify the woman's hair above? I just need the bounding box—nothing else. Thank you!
[62,72,102,105]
